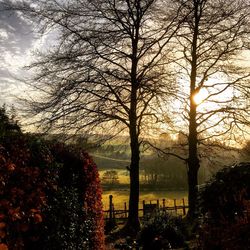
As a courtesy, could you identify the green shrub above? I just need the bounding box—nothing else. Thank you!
[48,143,105,250]
[137,212,188,250]
[0,106,21,139]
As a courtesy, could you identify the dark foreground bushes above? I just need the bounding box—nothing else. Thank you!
[137,212,188,250]
[199,162,250,223]
[198,162,250,249]
[0,134,104,250]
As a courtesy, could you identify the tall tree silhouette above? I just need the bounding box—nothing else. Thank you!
[170,0,250,219]
[8,0,184,232]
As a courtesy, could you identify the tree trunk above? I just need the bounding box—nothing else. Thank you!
[186,0,200,220]
[187,100,200,219]
[187,90,200,219]
[125,79,140,233]
[187,155,199,219]
[126,132,140,233]
[124,18,141,233]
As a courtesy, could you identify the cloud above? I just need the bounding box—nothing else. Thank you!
[0,0,36,105]
[0,1,34,54]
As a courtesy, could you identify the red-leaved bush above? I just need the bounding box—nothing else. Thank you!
[49,142,105,250]
[0,135,104,250]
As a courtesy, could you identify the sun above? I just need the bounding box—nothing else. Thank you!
[193,88,208,105]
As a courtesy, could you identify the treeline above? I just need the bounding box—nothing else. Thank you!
[38,132,249,190]
[140,156,188,189]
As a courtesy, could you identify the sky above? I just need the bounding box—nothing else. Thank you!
[1,1,250,105]
[0,0,43,106]
[0,0,250,139]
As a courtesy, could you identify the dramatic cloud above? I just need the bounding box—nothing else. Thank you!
[0,0,35,105]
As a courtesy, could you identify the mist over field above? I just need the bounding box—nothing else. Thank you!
[84,135,244,191]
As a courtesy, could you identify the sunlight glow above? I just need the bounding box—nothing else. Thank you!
[193,88,208,105]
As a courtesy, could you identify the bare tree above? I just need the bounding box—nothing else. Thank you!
[7,0,185,232]
[164,0,250,219]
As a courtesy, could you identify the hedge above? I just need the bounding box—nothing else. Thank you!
[199,162,250,224]
[198,162,250,249]
[0,134,104,250]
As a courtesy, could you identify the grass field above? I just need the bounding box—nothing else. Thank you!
[102,190,188,210]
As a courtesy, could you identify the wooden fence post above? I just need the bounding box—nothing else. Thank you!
[112,203,115,219]
[157,199,159,209]
[109,195,113,222]
[182,198,186,215]
[124,202,127,218]
[174,199,177,214]
[162,199,166,210]
[143,200,145,216]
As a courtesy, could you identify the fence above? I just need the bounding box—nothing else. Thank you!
[103,195,188,222]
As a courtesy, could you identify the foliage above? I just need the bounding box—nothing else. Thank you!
[0,134,104,249]
[198,162,250,249]
[0,105,21,138]
[199,162,250,224]
[0,135,58,249]
[137,212,188,250]
[49,143,105,249]
[102,170,119,185]
[199,224,250,250]
[141,156,188,189]
[41,187,89,250]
